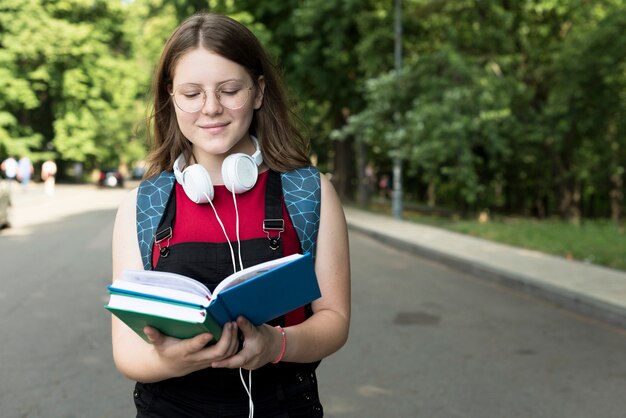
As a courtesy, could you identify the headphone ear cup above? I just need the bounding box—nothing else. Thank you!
[222,153,258,194]
[173,154,185,185]
[180,164,214,203]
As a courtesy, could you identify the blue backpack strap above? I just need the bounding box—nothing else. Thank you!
[281,166,321,259]
[136,171,176,270]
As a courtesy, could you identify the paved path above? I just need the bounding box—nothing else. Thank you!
[5,182,626,417]
[345,206,626,329]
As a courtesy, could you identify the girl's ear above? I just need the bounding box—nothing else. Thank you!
[253,76,265,110]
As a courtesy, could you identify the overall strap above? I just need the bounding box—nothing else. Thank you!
[136,171,176,270]
[281,166,321,259]
[264,170,285,251]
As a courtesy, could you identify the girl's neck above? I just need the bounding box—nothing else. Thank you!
[191,136,258,185]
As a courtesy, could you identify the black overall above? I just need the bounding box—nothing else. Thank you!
[133,171,323,418]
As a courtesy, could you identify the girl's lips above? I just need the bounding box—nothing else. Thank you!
[199,122,229,133]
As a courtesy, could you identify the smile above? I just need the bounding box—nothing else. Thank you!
[199,122,229,132]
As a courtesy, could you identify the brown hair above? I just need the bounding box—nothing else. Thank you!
[143,13,311,178]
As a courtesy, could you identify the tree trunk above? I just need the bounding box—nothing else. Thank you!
[610,170,624,228]
[554,131,580,223]
[427,181,436,207]
[355,139,369,207]
[558,180,581,224]
[331,137,355,201]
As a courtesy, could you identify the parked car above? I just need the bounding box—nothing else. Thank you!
[97,169,125,188]
[131,165,146,180]
[0,182,11,229]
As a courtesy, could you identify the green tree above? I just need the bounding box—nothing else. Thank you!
[541,5,626,223]
[336,0,626,223]
[237,0,392,199]
[0,0,149,176]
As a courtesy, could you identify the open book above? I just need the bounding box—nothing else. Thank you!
[105,252,320,343]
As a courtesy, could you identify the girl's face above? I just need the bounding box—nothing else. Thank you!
[171,48,264,168]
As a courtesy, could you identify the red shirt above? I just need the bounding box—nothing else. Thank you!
[151,170,306,326]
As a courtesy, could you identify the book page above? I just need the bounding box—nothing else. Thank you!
[121,269,212,298]
[211,253,303,299]
[110,280,210,307]
[107,294,207,323]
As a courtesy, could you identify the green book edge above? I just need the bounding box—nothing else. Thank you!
[106,305,223,344]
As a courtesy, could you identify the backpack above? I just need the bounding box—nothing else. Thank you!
[136,166,321,271]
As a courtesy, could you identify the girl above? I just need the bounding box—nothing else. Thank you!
[111,13,350,417]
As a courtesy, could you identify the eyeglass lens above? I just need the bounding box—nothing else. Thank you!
[173,82,251,112]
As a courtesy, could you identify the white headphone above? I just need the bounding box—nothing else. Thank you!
[173,135,263,203]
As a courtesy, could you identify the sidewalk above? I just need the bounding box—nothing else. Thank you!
[344,206,626,329]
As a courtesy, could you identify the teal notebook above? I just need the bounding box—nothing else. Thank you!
[105,253,320,343]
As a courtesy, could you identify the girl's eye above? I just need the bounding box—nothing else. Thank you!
[218,82,244,95]
[219,89,240,96]
[183,91,202,99]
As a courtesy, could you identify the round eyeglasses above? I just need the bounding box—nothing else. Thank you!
[170,82,253,112]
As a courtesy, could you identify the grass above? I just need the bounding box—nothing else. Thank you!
[366,201,626,272]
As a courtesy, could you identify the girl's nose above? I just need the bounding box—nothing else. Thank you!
[201,90,223,115]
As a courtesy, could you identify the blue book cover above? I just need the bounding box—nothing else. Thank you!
[207,252,321,325]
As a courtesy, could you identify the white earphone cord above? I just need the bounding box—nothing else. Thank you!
[230,189,251,417]
[204,193,237,274]
[231,186,244,270]
[203,191,253,417]
[239,368,254,418]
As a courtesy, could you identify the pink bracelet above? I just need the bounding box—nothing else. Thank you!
[272,325,287,364]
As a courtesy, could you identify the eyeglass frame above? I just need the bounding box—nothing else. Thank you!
[169,82,255,113]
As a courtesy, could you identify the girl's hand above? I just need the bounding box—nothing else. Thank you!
[211,317,282,370]
[143,321,241,377]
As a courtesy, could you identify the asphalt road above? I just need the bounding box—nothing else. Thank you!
[1,184,626,417]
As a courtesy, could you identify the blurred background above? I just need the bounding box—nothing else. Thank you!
[2,2,626,417]
[0,0,625,270]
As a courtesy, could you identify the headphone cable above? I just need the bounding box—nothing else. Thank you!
[204,190,254,417]
[231,186,244,270]
[204,192,237,274]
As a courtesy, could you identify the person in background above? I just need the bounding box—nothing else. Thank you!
[1,156,18,190]
[41,159,58,196]
[17,155,33,191]
[110,13,350,417]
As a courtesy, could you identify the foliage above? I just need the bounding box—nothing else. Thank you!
[235,0,388,169]
[0,0,148,172]
[336,0,626,221]
[0,0,623,224]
